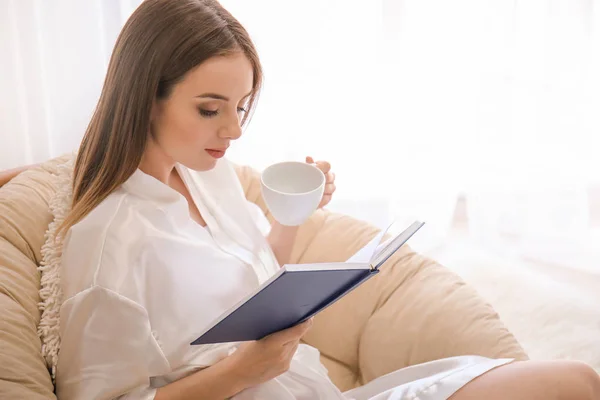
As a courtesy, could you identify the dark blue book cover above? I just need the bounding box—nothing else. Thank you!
[191,221,424,345]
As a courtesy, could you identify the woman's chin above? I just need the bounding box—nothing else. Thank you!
[181,157,218,172]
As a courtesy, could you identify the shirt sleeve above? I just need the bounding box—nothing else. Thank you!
[56,286,171,400]
[246,200,272,236]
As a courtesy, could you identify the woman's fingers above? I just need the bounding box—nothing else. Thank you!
[323,183,336,195]
[325,172,335,184]
[306,156,331,174]
[320,194,332,207]
[307,157,334,208]
[316,161,331,174]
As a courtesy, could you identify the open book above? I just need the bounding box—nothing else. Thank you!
[191,220,425,345]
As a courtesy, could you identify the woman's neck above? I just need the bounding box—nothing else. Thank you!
[139,137,176,185]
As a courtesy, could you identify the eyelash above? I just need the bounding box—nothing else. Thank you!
[198,107,248,118]
[199,109,218,117]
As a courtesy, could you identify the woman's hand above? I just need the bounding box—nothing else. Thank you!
[224,318,314,389]
[267,157,336,266]
[154,319,314,400]
[306,156,336,208]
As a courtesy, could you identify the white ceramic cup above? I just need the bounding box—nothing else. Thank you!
[260,161,325,226]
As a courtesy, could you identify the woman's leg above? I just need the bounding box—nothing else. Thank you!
[449,360,600,400]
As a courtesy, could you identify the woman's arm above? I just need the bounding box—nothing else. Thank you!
[57,286,258,400]
[267,221,299,266]
[156,319,315,400]
[58,285,310,400]
[245,201,298,266]
[154,356,247,400]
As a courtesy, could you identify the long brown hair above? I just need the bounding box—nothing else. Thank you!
[60,0,262,235]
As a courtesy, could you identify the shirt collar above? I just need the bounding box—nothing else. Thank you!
[121,167,185,205]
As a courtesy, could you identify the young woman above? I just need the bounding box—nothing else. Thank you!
[56,0,600,399]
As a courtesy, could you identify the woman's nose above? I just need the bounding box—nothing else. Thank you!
[218,115,242,140]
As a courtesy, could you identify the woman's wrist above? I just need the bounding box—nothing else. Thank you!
[216,350,254,394]
[267,221,300,265]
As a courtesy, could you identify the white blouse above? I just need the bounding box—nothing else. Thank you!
[56,159,512,400]
[56,160,341,399]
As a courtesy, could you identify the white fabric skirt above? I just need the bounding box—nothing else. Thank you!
[343,356,514,400]
[233,349,513,399]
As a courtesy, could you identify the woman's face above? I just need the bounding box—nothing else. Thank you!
[150,52,254,171]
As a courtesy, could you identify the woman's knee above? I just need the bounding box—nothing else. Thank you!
[561,361,600,400]
[572,362,600,400]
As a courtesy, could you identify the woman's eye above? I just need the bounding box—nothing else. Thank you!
[237,107,248,115]
[199,108,219,117]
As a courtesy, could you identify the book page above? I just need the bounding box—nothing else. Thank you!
[370,221,425,268]
[344,222,394,263]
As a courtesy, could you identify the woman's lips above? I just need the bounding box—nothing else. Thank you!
[205,149,226,159]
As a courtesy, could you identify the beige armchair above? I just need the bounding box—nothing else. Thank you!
[0,156,527,399]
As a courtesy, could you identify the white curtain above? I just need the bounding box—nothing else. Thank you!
[0,0,140,167]
[2,0,599,271]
